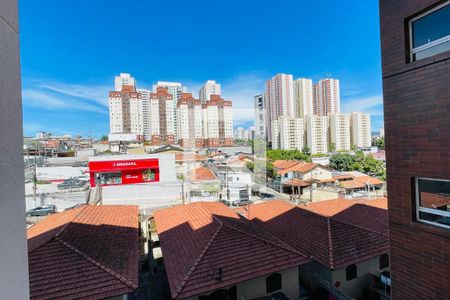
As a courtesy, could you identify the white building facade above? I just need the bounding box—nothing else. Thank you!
[313,78,340,116]
[265,74,295,142]
[109,85,143,140]
[199,80,221,103]
[177,93,203,148]
[115,73,136,91]
[294,78,314,118]
[202,95,233,147]
[350,112,372,148]
[153,81,188,143]
[272,116,305,150]
[329,113,351,151]
[306,115,329,155]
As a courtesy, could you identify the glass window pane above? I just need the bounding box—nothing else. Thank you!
[418,178,450,210]
[412,4,450,48]
[418,211,450,227]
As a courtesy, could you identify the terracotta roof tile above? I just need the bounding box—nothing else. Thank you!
[282,178,311,187]
[154,202,309,299]
[175,153,207,162]
[340,180,366,189]
[420,192,450,209]
[277,162,319,175]
[189,166,218,182]
[27,205,139,300]
[272,160,300,169]
[247,200,388,269]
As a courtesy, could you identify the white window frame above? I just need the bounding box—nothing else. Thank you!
[415,177,450,229]
[409,1,450,62]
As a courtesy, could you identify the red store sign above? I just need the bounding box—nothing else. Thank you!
[89,158,160,186]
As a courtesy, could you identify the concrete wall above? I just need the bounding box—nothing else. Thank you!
[332,255,387,298]
[185,267,299,300]
[0,0,30,297]
[300,256,389,299]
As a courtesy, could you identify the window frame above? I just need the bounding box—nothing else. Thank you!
[415,177,450,229]
[345,264,357,281]
[266,273,282,293]
[408,1,450,62]
[379,254,389,270]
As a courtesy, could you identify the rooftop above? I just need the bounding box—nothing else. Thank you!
[247,199,388,269]
[154,202,309,299]
[27,205,139,300]
[188,166,218,182]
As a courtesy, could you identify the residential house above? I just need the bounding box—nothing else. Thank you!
[248,199,390,299]
[154,198,390,300]
[188,166,221,200]
[27,205,139,300]
[154,202,310,299]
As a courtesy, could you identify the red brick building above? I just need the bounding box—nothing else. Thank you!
[379,0,450,298]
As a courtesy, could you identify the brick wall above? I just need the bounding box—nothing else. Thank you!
[379,0,450,298]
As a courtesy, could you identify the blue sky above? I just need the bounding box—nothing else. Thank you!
[20,0,383,137]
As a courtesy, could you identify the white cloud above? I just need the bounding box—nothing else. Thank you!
[341,95,384,116]
[36,82,110,107]
[22,89,107,114]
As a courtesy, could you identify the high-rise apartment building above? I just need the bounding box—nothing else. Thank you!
[177,93,203,148]
[271,116,305,151]
[350,112,371,148]
[153,81,188,142]
[329,113,351,151]
[202,95,233,147]
[306,115,328,155]
[234,127,248,140]
[147,87,175,146]
[294,78,314,118]
[380,1,450,298]
[265,74,295,142]
[379,126,384,138]
[199,80,221,102]
[313,78,340,116]
[254,94,266,139]
[109,85,143,140]
[115,73,136,91]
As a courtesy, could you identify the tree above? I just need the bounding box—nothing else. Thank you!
[100,135,108,141]
[329,153,356,171]
[302,146,311,156]
[328,143,336,153]
[245,161,254,172]
[266,162,275,179]
[329,152,386,180]
[373,136,385,150]
[266,149,311,162]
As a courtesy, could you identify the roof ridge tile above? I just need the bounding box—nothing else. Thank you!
[173,205,225,299]
[221,220,306,258]
[55,236,138,290]
[326,218,334,269]
[54,205,88,238]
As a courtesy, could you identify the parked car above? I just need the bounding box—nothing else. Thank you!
[72,161,88,167]
[57,178,86,190]
[26,205,57,217]
[233,199,253,206]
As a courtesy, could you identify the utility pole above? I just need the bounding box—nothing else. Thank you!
[226,167,230,201]
[33,141,38,208]
[310,170,313,203]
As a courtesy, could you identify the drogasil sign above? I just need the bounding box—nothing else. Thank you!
[112,161,137,167]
